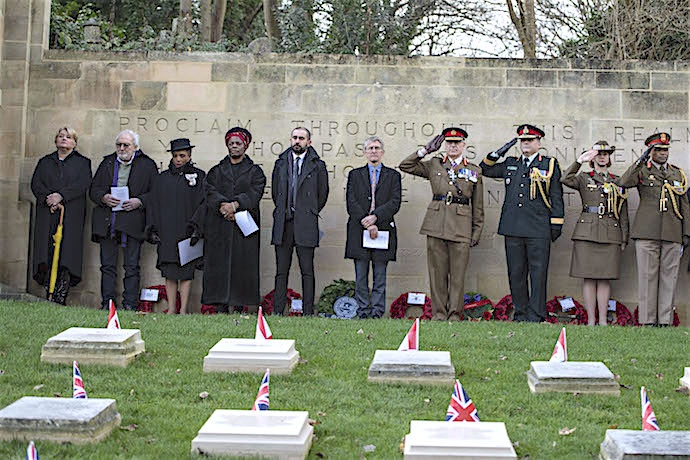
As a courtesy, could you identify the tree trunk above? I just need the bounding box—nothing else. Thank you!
[200,0,212,42]
[211,0,229,42]
[179,0,193,37]
[506,0,537,58]
[263,0,281,42]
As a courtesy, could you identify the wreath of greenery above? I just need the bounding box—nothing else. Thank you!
[316,279,355,316]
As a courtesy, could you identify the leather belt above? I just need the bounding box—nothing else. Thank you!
[433,193,470,205]
[583,205,609,216]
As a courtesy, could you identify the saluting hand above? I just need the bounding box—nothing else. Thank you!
[577,149,598,164]
[424,134,445,155]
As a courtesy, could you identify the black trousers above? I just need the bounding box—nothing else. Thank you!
[274,220,315,315]
[504,236,550,322]
[99,236,142,309]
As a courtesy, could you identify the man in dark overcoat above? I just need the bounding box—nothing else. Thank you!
[617,132,690,325]
[90,129,158,309]
[201,127,266,311]
[345,136,402,318]
[481,124,564,322]
[271,127,329,315]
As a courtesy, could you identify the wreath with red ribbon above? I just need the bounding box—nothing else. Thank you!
[137,285,181,313]
[546,296,587,324]
[585,299,634,326]
[461,292,494,321]
[389,292,433,320]
[260,289,302,316]
[493,295,514,321]
[633,306,680,327]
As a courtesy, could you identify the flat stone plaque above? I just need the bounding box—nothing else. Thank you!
[0,396,121,444]
[368,350,455,385]
[202,338,299,374]
[600,429,690,459]
[404,420,517,459]
[526,361,619,395]
[191,410,313,459]
[41,327,145,367]
[680,368,690,390]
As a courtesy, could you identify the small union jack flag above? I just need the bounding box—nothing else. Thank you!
[641,386,660,431]
[72,361,87,399]
[255,306,273,340]
[106,299,120,330]
[549,327,567,362]
[25,441,39,460]
[446,379,480,422]
[251,368,270,411]
[398,318,419,351]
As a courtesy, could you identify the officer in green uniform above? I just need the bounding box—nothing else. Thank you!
[481,124,564,322]
[617,132,689,326]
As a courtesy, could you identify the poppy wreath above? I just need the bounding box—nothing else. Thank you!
[462,292,494,321]
[199,304,250,315]
[633,307,680,327]
[137,285,181,313]
[587,299,634,326]
[545,296,587,324]
[260,288,302,316]
[493,295,514,321]
[389,292,433,320]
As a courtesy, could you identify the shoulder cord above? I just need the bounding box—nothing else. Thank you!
[529,157,555,210]
[661,168,688,219]
[603,182,629,220]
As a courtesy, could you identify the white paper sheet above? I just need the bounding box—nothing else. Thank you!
[407,292,426,305]
[178,238,204,266]
[140,288,159,301]
[608,299,617,311]
[235,210,259,236]
[558,297,576,311]
[362,230,389,249]
[110,186,129,211]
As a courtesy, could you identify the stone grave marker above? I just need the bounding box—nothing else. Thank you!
[203,338,299,374]
[526,361,619,395]
[680,368,690,391]
[0,396,121,444]
[404,420,517,459]
[41,327,145,367]
[600,429,690,459]
[191,409,313,459]
[368,350,455,385]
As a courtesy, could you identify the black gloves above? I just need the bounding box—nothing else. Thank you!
[636,146,653,166]
[550,225,562,242]
[425,134,445,154]
[148,230,161,245]
[488,138,517,160]
[189,229,201,247]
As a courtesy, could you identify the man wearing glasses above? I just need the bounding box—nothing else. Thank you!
[90,129,158,310]
[345,136,401,318]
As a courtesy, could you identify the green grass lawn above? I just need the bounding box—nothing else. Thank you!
[0,300,688,459]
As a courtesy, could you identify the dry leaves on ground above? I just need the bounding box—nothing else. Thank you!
[558,427,577,435]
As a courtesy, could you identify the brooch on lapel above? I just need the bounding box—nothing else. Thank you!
[185,173,198,186]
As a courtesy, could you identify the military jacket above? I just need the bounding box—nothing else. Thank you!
[399,152,483,243]
[481,155,564,239]
[561,161,629,244]
[616,161,689,243]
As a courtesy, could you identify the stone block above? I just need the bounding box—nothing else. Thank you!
[600,429,690,459]
[211,62,249,82]
[250,64,287,83]
[226,84,302,113]
[622,91,688,120]
[3,15,28,41]
[167,82,226,112]
[80,62,151,83]
[0,397,121,444]
[302,85,358,114]
[526,361,620,395]
[355,65,450,86]
[1,61,28,89]
[404,420,517,459]
[558,70,596,89]
[288,65,356,85]
[150,61,212,82]
[680,368,690,390]
[191,410,313,459]
[506,69,557,88]
[485,88,553,118]
[368,350,455,385]
[551,89,621,119]
[651,72,690,91]
[2,40,28,61]
[41,327,145,367]
[596,71,650,90]
[203,338,300,374]
[121,81,167,110]
[29,61,82,80]
[450,68,506,87]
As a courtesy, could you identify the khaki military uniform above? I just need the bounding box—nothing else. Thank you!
[399,152,484,320]
[617,161,689,325]
[561,161,629,279]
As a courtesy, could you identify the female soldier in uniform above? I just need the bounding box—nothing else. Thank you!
[561,141,629,326]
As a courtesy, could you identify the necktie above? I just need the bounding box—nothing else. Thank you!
[369,169,377,213]
[289,156,300,215]
[523,158,529,169]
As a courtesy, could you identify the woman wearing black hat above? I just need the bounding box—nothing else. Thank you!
[147,138,206,314]
[561,141,629,326]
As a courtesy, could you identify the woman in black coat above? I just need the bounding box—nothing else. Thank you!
[148,138,206,314]
[201,127,266,312]
[31,127,92,304]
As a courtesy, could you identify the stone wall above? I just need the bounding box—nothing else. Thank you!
[4,1,690,324]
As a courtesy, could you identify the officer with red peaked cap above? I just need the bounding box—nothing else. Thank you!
[399,127,484,321]
[617,132,689,326]
[480,124,564,322]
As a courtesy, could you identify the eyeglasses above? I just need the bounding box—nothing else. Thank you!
[366,146,382,151]
[116,142,132,148]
